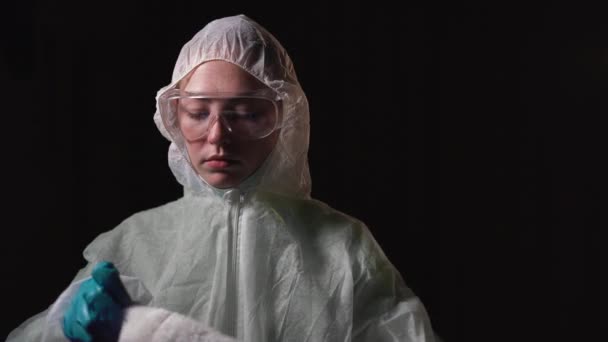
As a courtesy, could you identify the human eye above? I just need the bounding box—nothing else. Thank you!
[223,110,259,121]
[240,112,259,121]
[186,111,210,121]
[179,104,210,121]
[179,98,211,121]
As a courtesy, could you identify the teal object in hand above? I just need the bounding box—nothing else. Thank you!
[62,261,132,342]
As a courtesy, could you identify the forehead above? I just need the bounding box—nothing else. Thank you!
[183,60,267,93]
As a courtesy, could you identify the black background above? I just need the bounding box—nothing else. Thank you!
[1,1,605,341]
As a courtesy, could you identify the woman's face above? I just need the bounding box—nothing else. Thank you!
[179,60,280,189]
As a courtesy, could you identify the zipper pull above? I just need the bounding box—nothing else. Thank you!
[223,189,245,205]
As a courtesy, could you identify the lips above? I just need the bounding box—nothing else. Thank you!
[203,156,237,169]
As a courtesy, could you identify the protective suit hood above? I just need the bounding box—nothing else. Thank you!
[7,15,438,342]
[153,14,311,198]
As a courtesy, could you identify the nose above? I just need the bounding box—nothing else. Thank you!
[206,115,231,145]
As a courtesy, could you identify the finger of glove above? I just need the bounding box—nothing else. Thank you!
[63,319,93,342]
[86,297,125,342]
[63,280,99,341]
[66,284,124,340]
[66,279,117,329]
[91,261,132,306]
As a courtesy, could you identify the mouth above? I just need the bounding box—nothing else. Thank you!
[203,156,238,169]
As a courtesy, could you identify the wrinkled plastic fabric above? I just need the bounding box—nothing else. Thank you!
[7,275,234,341]
[7,15,436,342]
[7,275,151,342]
[118,306,237,342]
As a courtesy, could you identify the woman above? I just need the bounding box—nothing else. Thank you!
[8,14,436,342]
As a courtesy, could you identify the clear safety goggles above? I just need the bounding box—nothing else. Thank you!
[159,89,282,141]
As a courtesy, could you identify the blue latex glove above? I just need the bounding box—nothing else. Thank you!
[62,261,132,342]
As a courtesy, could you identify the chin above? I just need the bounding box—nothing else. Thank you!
[202,173,241,189]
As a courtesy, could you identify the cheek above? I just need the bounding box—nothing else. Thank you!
[184,141,204,162]
[242,135,278,166]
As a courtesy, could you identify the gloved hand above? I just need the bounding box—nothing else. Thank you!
[62,261,132,342]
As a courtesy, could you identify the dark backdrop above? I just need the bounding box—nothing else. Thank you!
[2,1,605,341]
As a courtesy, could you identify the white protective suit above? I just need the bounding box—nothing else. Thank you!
[7,14,436,342]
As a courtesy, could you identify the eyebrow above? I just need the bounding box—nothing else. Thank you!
[181,98,252,107]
